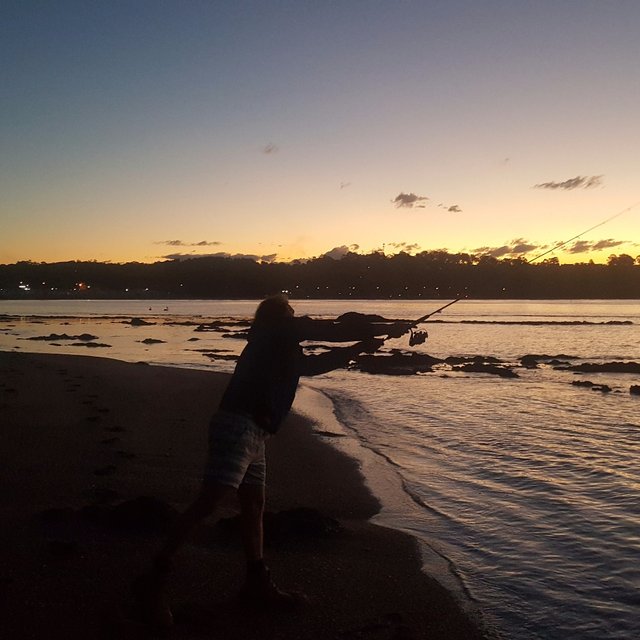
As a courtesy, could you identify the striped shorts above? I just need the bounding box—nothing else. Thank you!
[203,411,268,489]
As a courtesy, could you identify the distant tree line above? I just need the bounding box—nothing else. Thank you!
[1,251,639,300]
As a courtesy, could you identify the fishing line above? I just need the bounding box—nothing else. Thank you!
[389,200,640,343]
[526,201,640,265]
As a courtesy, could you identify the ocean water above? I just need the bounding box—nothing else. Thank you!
[1,299,639,640]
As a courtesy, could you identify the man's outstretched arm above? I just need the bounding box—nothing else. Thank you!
[295,316,411,343]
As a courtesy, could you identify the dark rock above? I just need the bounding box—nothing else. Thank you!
[572,380,595,387]
[126,318,155,326]
[354,351,441,375]
[631,385,640,396]
[72,342,111,348]
[217,507,342,546]
[557,361,640,374]
[453,363,519,378]
[264,508,343,542]
[202,352,238,361]
[194,320,249,332]
[520,355,540,368]
[337,311,390,323]
[523,355,572,368]
[140,338,166,344]
[591,384,612,393]
[445,355,502,365]
[521,353,578,361]
[27,333,98,341]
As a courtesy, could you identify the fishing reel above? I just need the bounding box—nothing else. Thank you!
[408,328,428,346]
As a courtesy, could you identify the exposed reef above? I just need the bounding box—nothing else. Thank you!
[124,318,155,326]
[352,351,518,377]
[520,354,578,368]
[572,380,613,393]
[555,361,640,374]
[71,342,111,348]
[25,333,98,342]
[354,351,442,376]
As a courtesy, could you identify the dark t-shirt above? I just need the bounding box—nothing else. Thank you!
[218,315,379,433]
[218,317,302,433]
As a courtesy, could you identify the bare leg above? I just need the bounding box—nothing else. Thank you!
[155,482,234,570]
[135,482,234,629]
[236,483,305,609]
[237,483,265,563]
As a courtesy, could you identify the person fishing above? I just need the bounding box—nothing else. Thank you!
[135,294,410,628]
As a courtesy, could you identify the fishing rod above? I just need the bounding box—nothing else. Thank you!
[389,201,640,346]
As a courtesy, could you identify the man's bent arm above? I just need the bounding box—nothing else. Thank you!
[299,339,384,376]
[295,316,410,342]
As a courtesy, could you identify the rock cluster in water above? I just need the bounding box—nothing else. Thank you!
[352,351,519,377]
[26,333,98,341]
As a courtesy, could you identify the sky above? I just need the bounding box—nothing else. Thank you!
[2,0,640,265]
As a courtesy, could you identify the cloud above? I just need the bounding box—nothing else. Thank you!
[321,244,359,260]
[387,242,421,253]
[567,238,625,254]
[392,192,429,208]
[533,175,603,190]
[263,143,278,154]
[472,238,540,258]
[162,252,277,263]
[436,203,462,212]
[156,240,222,247]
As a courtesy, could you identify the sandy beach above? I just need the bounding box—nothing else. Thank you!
[0,350,488,639]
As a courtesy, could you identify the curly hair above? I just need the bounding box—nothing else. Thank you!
[253,294,293,325]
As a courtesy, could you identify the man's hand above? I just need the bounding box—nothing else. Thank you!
[354,337,385,354]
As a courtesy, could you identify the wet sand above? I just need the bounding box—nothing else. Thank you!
[0,351,489,639]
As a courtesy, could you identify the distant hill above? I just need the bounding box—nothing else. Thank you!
[1,251,639,299]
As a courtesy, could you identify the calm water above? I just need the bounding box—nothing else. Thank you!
[2,299,639,640]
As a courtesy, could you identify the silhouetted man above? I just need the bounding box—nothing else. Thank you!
[135,294,407,628]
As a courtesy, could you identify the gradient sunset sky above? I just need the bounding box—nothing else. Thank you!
[2,1,639,265]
